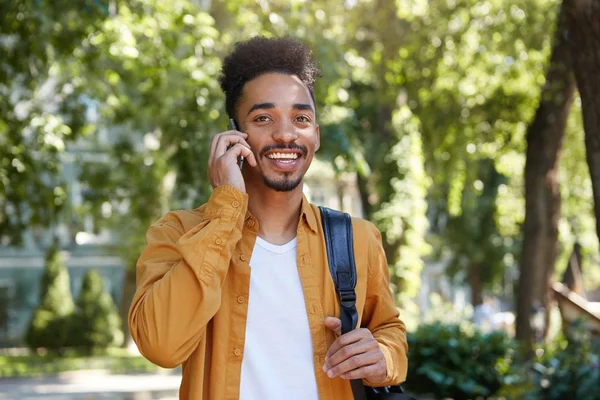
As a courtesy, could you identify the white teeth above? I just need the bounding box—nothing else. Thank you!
[267,153,298,160]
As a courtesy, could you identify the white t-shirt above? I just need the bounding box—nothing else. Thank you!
[239,237,319,400]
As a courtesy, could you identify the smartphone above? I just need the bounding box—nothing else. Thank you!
[228,118,244,170]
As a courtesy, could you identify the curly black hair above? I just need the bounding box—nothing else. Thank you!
[218,36,322,121]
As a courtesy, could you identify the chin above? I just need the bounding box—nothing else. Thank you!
[262,174,303,192]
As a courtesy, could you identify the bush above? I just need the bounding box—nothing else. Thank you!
[524,324,600,400]
[405,322,515,399]
[70,269,123,354]
[25,245,75,352]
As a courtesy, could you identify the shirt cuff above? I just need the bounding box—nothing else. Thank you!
[203,185,249,222]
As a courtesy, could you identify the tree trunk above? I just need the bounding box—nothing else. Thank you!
[562,242,584,294]
[470,262,483,307]
[356,172,373,220]
[516,2,576,352]
[118,266,137,349]
[565,0,600,247]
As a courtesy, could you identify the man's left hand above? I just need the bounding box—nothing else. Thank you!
[323,317,387,384]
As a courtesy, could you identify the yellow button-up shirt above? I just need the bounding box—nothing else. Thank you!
[129,185,408,400]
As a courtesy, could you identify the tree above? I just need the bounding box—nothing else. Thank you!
[564,0,600,248]
[10,1,597,349]
[516,1,576,350]
[71,269,123,354]
[70,0,223,344]
[25,243,75,351]
[442,160,511,306]
[557,99,599,291]
[0,0,107,245]
[382,0,557,307]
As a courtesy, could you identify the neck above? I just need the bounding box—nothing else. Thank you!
[245,180,304,245]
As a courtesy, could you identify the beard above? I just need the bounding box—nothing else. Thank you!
[258,143,307,192]
[262,172,303,192]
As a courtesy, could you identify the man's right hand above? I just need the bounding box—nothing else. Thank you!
[208,130,257,193]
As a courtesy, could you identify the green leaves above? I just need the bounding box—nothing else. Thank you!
[71,269,124,354]
[70,0,224,269]
[0,0,106,245]
[406,322,515,398]
[526,327,600,400]
[25,244,75,352]
[3,0,598,323]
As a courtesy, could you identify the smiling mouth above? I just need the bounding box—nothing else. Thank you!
[266,152,300,161]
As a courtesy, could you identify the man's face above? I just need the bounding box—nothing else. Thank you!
[235,72,320,192]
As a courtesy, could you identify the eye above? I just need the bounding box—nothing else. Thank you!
[254,115,272,123]
[295,115,311,123]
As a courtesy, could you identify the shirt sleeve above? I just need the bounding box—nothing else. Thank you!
[128,185,247,368]
[361,222,409,386]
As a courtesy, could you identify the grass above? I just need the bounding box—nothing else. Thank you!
[0,347,168,378]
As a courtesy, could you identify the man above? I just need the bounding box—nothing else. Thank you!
[129,36,408,400]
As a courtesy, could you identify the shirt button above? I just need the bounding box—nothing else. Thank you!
[240,255,248,262]
[234,348,242,356]
[215,238,223,245]
[232,200,240,208]
[237,296,245,304]
[248,219,255,227]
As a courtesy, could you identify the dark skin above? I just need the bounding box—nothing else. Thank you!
[207,72,386,384]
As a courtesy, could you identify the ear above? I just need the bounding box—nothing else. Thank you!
[315,124,321,152]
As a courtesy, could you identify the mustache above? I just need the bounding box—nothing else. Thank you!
[259,143,307,157]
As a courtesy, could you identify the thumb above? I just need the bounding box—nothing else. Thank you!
[324,316,342,336]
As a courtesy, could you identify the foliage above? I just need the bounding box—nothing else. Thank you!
[71,269,123,354]
[410,0,559,301]
[441,159,516,301]
[371,108,431,301]
[69,0,225,276]
[25,244,75,351]
[0,348,162,378]
[0,0,107,245]
[556,98,600,289]
[405,322,515,399]
[524,325,600,400]
[3,0,600,354]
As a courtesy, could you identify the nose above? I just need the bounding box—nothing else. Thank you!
[272,118,298,143]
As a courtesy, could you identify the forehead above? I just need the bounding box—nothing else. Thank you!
[240,72,314,108]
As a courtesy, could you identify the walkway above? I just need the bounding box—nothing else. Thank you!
[0,370,181,400]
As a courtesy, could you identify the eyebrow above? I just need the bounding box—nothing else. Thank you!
[293,103,314,113]
[247,102,275,115]
[246,102,314,115]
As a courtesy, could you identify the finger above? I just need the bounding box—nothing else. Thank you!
[222,143,254,165]
[340,362,385,381]
[325,329,370,361]
[324,317,342,336]
[324,335,378,371]
[218,139,253,166]
[209,132,248,163]
[325,348,381,378]
[214,133,251,159]
[210,130,246,154]
[240,146,258,167]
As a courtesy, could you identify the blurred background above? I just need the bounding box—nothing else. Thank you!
[1,0,600,399]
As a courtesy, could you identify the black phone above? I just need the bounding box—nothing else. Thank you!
[228,118,244,170]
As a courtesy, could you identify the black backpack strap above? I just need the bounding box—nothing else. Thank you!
[319,206,367,400]
[319,206,358,335]
[319,206,417,400]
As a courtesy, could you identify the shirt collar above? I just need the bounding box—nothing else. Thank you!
[300,194,319,233]
[244,194,319,234]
